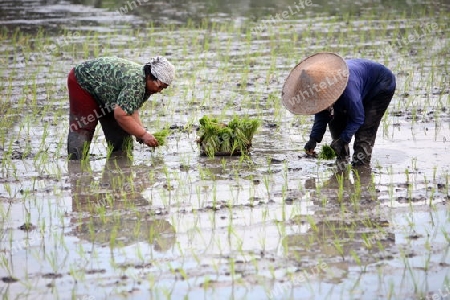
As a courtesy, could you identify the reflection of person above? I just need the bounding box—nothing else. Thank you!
[283,215,394,280]
[68,155,149,210]
[323,165,377,202]
[283,167,393,283]
[282,52,396,166]
[67,56,175,160]
[68,156,176,252]
[305,165,377,203]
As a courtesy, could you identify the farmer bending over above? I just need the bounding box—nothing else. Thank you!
[67,56,175,160]
[282,52,396,166]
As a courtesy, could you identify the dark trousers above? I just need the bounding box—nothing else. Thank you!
[67,69,133,160]
[329,71,396,165]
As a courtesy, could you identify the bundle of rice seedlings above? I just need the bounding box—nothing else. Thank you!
[153,128,171,146]
[197,115,260,157]
[318,144,336,160]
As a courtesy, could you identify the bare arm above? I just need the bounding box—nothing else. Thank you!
[114,105,158,147]
[131,110,144,128]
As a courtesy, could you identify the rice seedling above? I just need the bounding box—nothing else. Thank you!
[318,144,336,160]
[335,173,345,202]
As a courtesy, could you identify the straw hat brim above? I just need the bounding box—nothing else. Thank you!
[281,53,349,115]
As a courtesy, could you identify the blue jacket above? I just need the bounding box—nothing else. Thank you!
[310,59,395,144]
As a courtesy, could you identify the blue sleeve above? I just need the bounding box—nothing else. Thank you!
[339,87,365,144]
[310,110,331,143]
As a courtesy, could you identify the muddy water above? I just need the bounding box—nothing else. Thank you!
[1,0,450,299]
[0,0,438,31]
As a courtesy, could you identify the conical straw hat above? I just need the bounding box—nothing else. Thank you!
[281,53,349,115]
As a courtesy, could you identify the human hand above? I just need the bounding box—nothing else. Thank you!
[138,132,159,147]
[330,138,349,158]
[304,139,317,155]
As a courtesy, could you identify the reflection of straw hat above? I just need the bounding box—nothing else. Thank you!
[282,53,349,115]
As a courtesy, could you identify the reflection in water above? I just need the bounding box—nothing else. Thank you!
[91,0,432,21]
[307,165,379,204]
[68,0,103,8]
[283,216,395,283]
[283,166,394,282]
[67,154,176,252]
[0,0,437,32]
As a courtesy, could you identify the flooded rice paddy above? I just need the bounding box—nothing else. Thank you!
[0,0,449,299]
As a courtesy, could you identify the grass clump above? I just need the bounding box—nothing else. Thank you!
[318,144,336,160]
[153,129,171,146]
[197,115,260,157]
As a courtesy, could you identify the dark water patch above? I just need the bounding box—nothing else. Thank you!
[18,222,36,231]
[10,150,34,160]
[1,276,18,283]
[42,272,63,279]
[117,262,152,270]
[85,268,106,275]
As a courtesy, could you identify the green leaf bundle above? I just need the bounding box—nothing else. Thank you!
[153,128,170,146]
[198,115,260,157]
[318,144,336,160]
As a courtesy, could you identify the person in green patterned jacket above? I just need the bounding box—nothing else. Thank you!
[67,56,175,160]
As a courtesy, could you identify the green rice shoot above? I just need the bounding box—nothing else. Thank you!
[153,128,171,146]
[319,144,336,160]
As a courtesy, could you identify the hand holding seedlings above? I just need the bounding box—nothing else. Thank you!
[330,139,349,159]
[138,132,159,147]
[304,140,336,159]
[153,129,170,146]
[137,129,170,147]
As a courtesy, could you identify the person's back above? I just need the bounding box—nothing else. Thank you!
[343,59,396,104]
[74,57,149,114]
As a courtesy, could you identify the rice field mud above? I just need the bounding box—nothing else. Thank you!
[0,1,449,299]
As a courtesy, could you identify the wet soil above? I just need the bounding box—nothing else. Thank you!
[0,1,449,300]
